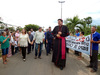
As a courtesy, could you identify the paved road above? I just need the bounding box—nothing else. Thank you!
[0,48,99,75]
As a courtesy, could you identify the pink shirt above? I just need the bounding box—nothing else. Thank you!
[15,33,19,41]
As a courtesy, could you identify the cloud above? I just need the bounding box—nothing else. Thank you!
[92,18,100,25]
[0,0,100,30]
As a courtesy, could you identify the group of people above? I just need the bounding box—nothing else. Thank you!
[0,19,100,72]
[0,29,35,63]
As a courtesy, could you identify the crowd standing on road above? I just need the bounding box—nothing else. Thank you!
[0,19,100,73]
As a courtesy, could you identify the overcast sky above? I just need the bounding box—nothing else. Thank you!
[0,0,100,30]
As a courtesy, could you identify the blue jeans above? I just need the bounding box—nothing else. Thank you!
[2,48,9,55]
[32,43,34,51]
[46,41,52,54]
[35,43,43,57]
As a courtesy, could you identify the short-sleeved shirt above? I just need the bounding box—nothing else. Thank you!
[15,33,19,41]
[44,32,47,40]
[0,36,10,49]
[18,34,29,47]
[92,32,100,50]
[76,32,80,37]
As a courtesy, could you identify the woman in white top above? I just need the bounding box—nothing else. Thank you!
[78,31,85,60]
[18,29,31,61]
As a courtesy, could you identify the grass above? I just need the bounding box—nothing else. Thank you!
[98,54,100,60]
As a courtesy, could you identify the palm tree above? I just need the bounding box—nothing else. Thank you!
[64,16,81,34]
[84,17,92,27]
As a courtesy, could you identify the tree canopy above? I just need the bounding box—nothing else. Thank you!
[24,24,40,31]
[64,16,94,35]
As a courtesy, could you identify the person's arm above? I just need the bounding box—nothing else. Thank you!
[46,32,48,43]
[43,32,45,42]
[27,35,31,44]
[18,34,20,46]
[94,41,100,43]
[3,36,10,43]
[31,32,36,44]
[60,26,69,37]
[91,33,100,43]
[52,26,60,38]
[91,40,100,43]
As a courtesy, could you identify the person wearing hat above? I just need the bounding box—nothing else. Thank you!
[52,19,69,70]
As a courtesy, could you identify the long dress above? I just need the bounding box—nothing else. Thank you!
[7,43,12,57]
[52,25,69,68]
[7,34,12,57]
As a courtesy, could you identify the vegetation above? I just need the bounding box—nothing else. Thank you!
[0,25,5,29]
[98,54,100,60]
[24,24,40,31]
[64,16,97,35]
[8,27,15,32]
[16,27,23,32]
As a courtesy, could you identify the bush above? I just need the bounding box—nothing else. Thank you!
[98,54,100,60]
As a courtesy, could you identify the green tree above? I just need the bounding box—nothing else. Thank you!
[65,16,93,35]
[16,27,23,32]
[24,24,39,31]
[84,17,92,27]
[8,27,15,32]
[0,25,5,29]
[64,16,81,34]
[96,25,100,33]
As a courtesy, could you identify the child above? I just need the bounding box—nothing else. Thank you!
[15,38,18,54]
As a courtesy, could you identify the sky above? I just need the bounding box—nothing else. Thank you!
[0,0,100,30]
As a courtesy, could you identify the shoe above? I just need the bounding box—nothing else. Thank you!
[27,52,30,54]
[38,56,42,59]
[3,62,7,64]
[23,59,26,61]
[46,54,48,56]
[34,56,37,59]
[90,69,97,73]
[49,52,51,54]
[86,65,92,68]
[5,59,8,62]
[60,67,63,70]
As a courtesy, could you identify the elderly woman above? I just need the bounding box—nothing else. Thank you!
[18,29,31,61]
[0,31,10,64]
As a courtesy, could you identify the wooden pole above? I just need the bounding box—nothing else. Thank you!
[90,33,92,56]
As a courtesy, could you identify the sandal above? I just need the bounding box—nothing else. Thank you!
[3,62,7,64]
[5,59,8,62]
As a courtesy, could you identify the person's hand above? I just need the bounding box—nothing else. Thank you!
[18,44,20,47]
[90,40,95,43]
[43,39,45,42]
[58,31,62,35]
[30,42,32,44]
[46,40,48,43]
[56,34,60,38]
[7,36,10,39]
[31,42,33,45]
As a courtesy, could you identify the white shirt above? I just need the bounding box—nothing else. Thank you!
[15,41,18,47]
[18,34,30,47]
[10,35,14,45]
[33,31,45,44]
